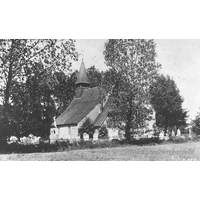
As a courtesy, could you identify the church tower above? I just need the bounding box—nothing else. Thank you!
[75,60,91,98]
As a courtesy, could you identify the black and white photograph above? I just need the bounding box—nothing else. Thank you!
[0,39,200,161]
[1,1,200,200]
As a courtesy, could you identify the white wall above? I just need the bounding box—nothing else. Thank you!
[58,126,70,139]
[50,125,80,142]
[70,126,79,140]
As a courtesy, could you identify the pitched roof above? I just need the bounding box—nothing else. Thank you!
[93,98,112,127]
[75,61,91,85]
[93,106,109,127]
[54,87,103,126]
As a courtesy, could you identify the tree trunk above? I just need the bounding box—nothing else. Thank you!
[125,122,131,142]
[125,98,133,142]
[164,116,169,134]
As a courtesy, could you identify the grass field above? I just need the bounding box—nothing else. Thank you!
[0,140,199,161]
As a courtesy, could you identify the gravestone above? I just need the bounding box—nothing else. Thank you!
[176,129,181,137]
[83,133,89,141]
[93,130,99,141]
[171,130,175,137]
[164,133,169,140]
[188,129,192,138]
[159,131,165,140]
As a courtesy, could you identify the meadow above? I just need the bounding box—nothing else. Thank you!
[0,140,199,161]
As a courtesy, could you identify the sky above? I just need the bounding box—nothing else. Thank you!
[72,39,200,121]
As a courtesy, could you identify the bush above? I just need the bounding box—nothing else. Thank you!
[78,118,95,139]
[128,137,162,145]
[111,139,122,145]
[167,137,189,144]
[0,138,153,154]
[98,125,108,139]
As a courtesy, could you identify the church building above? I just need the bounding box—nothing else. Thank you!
[49,61,119,143]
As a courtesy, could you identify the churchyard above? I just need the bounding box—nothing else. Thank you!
[0,39,198,161]
[0,140,199,161]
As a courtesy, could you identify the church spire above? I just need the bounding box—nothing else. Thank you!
[75,60,91,98]
[75,60,91,85]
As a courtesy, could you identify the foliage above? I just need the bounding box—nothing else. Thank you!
[0,39,78,143]
[10,63,55,138]
[53,70,78,114]
[78,118,95,139]
[87,66,103,87]
[98,125,108,139]
[192,111,200,135]
[8,64,78,139]
[149,74,187,132]
[103,39,161,141]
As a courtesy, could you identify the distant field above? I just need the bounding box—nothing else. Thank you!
[0,141,199,161]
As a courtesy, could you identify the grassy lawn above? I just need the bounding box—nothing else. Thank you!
[0,140,199,161]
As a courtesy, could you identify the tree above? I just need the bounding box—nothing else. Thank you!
[98,125,108,139]
[53,70,78,114]
[87,66,103,87]
[0,39,78,144]
[103,39,160,141]
[149,74,187,132]
[7,63,80,139]
[78,118,95,139]
[10,62,58,138]
[192,111,200,135]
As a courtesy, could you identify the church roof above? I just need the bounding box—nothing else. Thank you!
[54,87,103,126]
[93,101,111,127]
[75,61,91,85]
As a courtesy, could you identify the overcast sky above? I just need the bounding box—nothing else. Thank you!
[72,39,200,121]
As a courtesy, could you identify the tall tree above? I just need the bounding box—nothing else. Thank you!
[0,39,78,144]
[53,70,78,114]
[149,74,187,132]
[87,65,102,87]
[11,62,57,138]
[103,39,160,141]
[10,63,79,139]
[192,110,200,135]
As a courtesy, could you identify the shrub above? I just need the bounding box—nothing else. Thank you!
[78,118,95,139]
[98,125,108,139]
[167,137,188,144]
[111,139,121,146]
[129,137,162,145]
